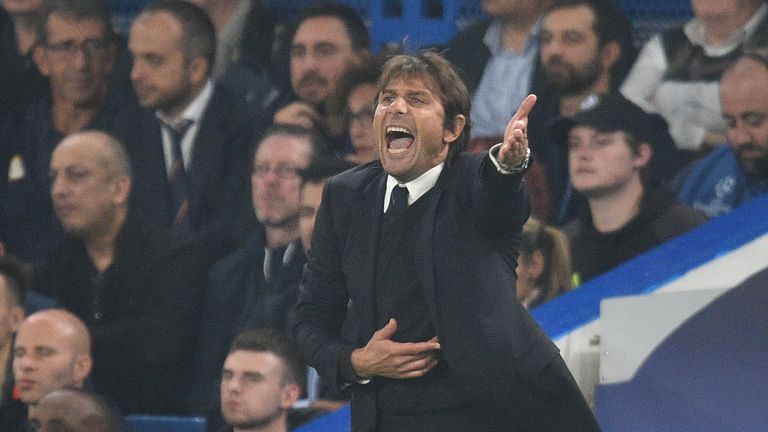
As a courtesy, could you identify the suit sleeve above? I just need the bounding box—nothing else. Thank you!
[292,176,359,389]
[458,153,531,244]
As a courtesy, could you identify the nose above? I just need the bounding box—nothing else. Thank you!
[388,96,407,115]
[130,59,145,83]
[50,174,68,199]
[71,48,88,70]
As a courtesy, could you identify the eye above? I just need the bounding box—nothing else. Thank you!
[316,44,338,57]
[744,113,765,128]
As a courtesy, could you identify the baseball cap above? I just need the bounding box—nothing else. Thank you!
[550,93,672,149]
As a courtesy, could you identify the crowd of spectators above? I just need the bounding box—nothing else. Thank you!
[0,0,767,430]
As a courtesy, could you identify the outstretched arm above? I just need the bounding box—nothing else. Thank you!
[497,94,537,169]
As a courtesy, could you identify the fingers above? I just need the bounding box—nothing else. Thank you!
[394,353,440,379]
[513,94,537,121]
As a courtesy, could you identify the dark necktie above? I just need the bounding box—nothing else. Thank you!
[389,185,409,214]
[164,119,193,237]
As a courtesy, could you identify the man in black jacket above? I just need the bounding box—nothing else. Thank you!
[37,130,206,415]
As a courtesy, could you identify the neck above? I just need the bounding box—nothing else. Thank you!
[11,13,39,55]
[205,0,240,33]
[51,89,107,135]
[500,15,539,52]
[587,177,644,233]
[265,224,299,250]
[234,422,287,432]
[702,4,762,44]
[558,76,611,117]
[84,209,127,273]
[162,81,205,119]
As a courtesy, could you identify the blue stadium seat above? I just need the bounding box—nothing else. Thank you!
[126,415,206,432]
[369,0,459,52]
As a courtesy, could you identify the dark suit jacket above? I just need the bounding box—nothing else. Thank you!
[35,213,207,415]
[117,85,254,262]
[293,153,587,430]
[186,234,306,416]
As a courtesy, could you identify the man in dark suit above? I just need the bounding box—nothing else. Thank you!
[124,0,253,261]
[293,52,599,431]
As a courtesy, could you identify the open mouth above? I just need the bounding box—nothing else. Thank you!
[385,126,414,154]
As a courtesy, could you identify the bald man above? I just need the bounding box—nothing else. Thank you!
[27,388,123,432]
[13,309,92,406]
[672,51,768,217]
[34,130,206,414]
[2,310,92,431]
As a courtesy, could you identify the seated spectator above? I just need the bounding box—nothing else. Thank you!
[671,50,768,217]
[621,0,768,154]
[0,256,27,429]
[444,0,548,143]
[0,0,134,265]
[270,2,370,156]
[27,388,125,432]
[186,125,329,416]
[326,54,381,165]
[517,218,573,309]
[124,0,255,263]
[552,94,707,283]
[10,309,92,431]
[527,0,646,224]
[35,130,206,415]
[220,329,304,432]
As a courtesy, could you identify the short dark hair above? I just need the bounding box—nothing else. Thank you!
[37,0,113,44]
[0,255,29,308]
[253,124,334,169]
[229,329,304,389]
[544,0,637,86]
[300,157,355,185]
[139,0,216,76]
[296,2,370,52]
[377,52,471,162]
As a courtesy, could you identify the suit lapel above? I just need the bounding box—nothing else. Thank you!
[346,173,386,339]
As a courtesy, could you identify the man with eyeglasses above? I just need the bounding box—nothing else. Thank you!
[186,124,328,417]
[0,0,130,265]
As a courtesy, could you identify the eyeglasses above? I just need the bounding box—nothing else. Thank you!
[47,38,107,58]
[346,107,374,125]
[252,163,301,180]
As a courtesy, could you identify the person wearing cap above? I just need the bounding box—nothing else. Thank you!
[552,93,707,284]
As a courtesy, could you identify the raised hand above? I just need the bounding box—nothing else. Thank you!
[498,94,537,169]
[350,319,441,380]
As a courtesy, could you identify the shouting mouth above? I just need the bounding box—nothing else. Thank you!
[385,126,414,154]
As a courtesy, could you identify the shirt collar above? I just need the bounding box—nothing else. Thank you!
[684,3,767,55]
[383,163,444,212]
[156,80,214,127]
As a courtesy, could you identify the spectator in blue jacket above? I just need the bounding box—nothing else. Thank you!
[671,50,768,217]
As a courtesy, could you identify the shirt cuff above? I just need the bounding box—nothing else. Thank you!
[488,143,530,174]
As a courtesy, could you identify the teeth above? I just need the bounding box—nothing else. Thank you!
[388,147,408,154]
[386,126,410,134]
